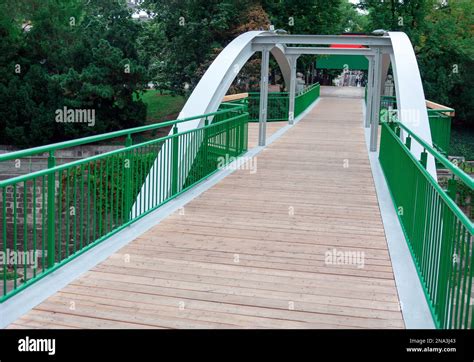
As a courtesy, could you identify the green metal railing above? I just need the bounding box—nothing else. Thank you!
[379,120,473,329]
[246,83,320,122]
[0,105,248,302]
[295,83,321,118]
[247,92,289,121]
[380,95,454,154]
[427,111,452,156]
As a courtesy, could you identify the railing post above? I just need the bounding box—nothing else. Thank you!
[204,118,209,174]
[124,134,132,222]
[405,135,412,150]
[420,149,428,168]
[225,119,231,155]
[447,177,457,200]
[172,125,179,195]
[395,126,401,137]
[47,151,56,268]
[235,115,241,155]
[287,55,299,125]
[370,48,383,152]
[365,56,374,128]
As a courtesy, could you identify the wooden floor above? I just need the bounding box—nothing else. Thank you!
[9,89,405,329]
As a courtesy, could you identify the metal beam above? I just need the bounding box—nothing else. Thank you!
[287,55,299,125]
[253,34,392,47]
[284,47,376,56]
[258,47,270,146]
[365,55,374,128]
[370,48,383,152]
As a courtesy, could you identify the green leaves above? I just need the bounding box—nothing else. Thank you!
[362,0,473,129]
[0,0,148,147]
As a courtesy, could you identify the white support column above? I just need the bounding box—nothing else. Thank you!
[287,55,299,125]
[370,48,383,152]
[258,47,270,146]
[365,56,374,128]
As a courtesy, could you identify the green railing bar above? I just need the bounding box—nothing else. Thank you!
[13,184,17,289]
[0,105,246,162]
[23,180,27,282]
[0,112,248,188]
[0,151,226,303]
[384,123,473,234]
[32,178,37,278]
[0,107,249,303]
[2,187,6,296]
[396,121,473,189]
[46,152,56,268]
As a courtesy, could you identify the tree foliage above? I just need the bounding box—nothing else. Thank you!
[1,0,472,149]
[360,0,474,125]
[141,0,258,95]
[0,0,148,147]
[262,0,344,35]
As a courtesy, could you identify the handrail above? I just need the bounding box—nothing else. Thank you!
[0,104,246,162]
[426,100,455,116]
[380,121,473,329]
[247,83,320,97]
[380,95,455,114]
[0,105,249,302]
[396,121,473,188]
[222,93,248,102]
[296,83,320,96]
[248,91,289,96]
[385,122,473,234]
[243,83,320,123]
[0,112,247,187]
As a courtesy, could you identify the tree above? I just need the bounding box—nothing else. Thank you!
[339,1,369,33]
[360,0,474,126]
[262,0,344,35]
[0,0,149,147]
[417,0,474,125]
[141,0,260,95]
[359,0,434,45]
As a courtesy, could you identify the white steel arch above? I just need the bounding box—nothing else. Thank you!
[133,31,436,215]
[388,31,436,175]
[132,31,290,215]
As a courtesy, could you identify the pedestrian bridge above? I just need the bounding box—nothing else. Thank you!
[0,32,472,329]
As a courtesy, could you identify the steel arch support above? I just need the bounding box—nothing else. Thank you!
[389,32,436,178]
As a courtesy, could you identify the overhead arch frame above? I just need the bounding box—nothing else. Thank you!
[133,30,436,214]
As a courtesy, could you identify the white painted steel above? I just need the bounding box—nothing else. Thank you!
[388,32,436,178]
[134,31,437,215]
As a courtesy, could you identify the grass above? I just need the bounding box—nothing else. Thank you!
[450,125,474,161]
[139,90,186,123]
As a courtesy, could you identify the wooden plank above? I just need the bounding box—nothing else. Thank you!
[425,100,455,116]
[67,278,403,324]
[92,263,399,302]
[55,287,401,328]
[222,93,248,102]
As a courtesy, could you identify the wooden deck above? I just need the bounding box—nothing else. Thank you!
[9,89,405,329]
